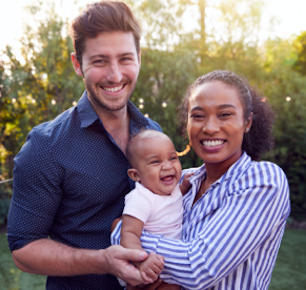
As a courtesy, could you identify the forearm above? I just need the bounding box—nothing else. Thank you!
[12,238,106,276]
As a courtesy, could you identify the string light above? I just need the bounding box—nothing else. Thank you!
[72,101,77,106]
[51,99,56,105]
[144,113,149,118]
[139,98,144,103]
[139,104,144,109]
[12,98,16,103]
[286,96,291,102]
[176,144,191,157]
[162,101,167,108]
[32,99,36,104]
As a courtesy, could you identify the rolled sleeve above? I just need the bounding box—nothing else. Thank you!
[7,128,63,251]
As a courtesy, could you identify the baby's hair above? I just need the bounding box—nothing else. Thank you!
[179,70,275,160]
[126,129,166,168]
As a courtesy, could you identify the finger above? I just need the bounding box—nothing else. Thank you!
[141,272,155,284]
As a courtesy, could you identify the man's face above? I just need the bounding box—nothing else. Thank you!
[73,31,141,113]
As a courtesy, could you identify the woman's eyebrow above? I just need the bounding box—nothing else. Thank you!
[190,104,237,111]
[218,104,237,110]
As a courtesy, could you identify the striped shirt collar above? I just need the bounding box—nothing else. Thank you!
[189,151,252,186]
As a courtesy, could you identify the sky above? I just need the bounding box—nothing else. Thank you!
[1,0,306,61]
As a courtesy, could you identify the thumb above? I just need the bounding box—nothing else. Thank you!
[122,248,148,262]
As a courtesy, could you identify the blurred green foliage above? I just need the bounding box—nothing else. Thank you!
[1,0,306,220]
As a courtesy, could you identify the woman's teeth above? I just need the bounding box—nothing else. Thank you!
[202,140,224,147]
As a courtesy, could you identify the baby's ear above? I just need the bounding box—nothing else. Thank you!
[127,168,141,182]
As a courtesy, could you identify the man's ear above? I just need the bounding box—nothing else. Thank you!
[138,50,141,68]
[71,53,83,76]
[127,168,141,182]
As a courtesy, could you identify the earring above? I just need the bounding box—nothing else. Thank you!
[177,143,191,157]
[245,128,249,133]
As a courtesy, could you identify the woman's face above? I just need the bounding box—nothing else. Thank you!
[187,81,252,168]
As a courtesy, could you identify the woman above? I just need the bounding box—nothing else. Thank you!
[112,70,290,290]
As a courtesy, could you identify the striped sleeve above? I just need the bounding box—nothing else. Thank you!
[138,162,290,289]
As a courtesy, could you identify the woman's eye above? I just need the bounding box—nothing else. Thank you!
[220,113,232,118]
[191,114,204,119]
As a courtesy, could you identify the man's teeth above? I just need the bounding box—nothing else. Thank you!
[202,140,224,147]
[102,85,124,92]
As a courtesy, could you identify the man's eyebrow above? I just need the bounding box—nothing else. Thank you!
[89,52,136,60]
[89,54,109,60]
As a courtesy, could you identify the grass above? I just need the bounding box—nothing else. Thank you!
[0,228,305,289]
[268,228,306,290]
[0,233,46,290]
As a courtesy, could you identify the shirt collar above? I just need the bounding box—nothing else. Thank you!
[189,151,252,186]
[76,90,149,130]
[77,91,100,128]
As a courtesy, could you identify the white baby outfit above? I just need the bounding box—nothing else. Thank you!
[123,182,183,239]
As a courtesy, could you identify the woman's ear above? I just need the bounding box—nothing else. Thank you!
[127,169,141,182]
[245,112,253,133]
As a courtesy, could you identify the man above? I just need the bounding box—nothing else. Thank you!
[7,1,163,289]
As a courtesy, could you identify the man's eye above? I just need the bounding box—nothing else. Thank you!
[94,60,105,64]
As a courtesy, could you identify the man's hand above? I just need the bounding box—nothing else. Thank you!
[100,245,149,286]
[139,252,164,284]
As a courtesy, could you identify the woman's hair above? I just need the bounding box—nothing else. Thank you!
[179,70,275,160]
[69,1,141,69]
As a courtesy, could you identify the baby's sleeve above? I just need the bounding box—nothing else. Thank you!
[123,190,152,224]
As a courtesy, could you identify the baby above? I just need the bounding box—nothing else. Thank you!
[120,130,192,289]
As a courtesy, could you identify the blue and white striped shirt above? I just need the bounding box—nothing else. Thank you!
[111,152,290,290]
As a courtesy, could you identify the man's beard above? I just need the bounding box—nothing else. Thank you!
[85,81,136,112]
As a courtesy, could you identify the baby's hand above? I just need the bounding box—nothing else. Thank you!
[180,172,194,195]
[139,252,164,284]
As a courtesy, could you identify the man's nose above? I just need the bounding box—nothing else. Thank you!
[106,63,122,84]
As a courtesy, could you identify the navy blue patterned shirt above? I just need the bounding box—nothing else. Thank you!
[7,91,161,290]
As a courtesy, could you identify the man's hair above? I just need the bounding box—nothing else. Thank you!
[69,0,141,68]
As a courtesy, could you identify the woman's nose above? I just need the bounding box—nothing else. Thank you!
[202,117,219,134]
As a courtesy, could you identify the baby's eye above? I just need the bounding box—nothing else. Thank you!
[150,160,159,164]
[170,156,178,161]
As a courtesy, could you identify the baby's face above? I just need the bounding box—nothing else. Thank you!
[135,135,182,195]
